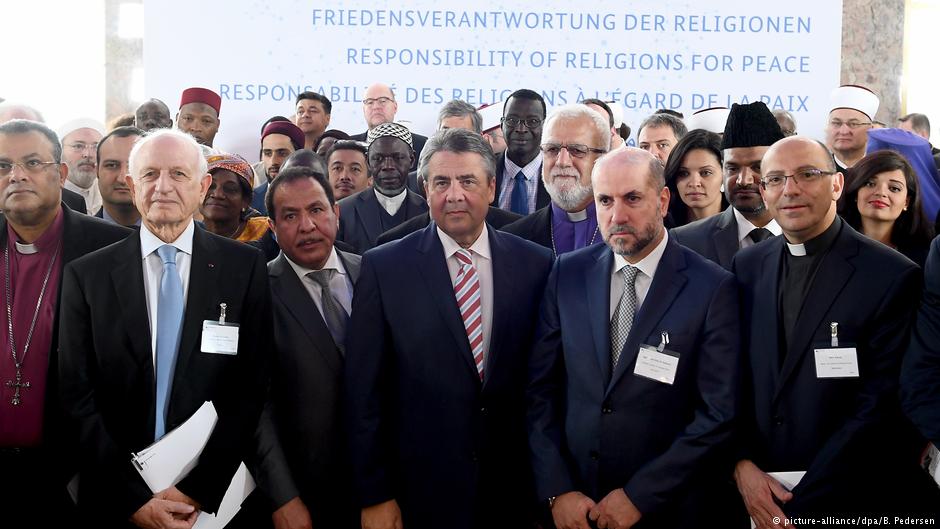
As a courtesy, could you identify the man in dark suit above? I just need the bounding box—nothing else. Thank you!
[671,102,783,269]
[62,186,87,213]
[493,89,550,215]
[336,122,428,254]
[527,148,740,529]
[501,104,609,256]
[251,166,361,529]
[732,136,936,527]
[346,129,553,529]
[95,125,144,227]
[58,128,272,528]
[0,120,131,527]
[349,83,427,171]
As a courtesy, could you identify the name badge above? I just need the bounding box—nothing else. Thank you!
[814,347,859,378]
[633,345,678,385]
[201,321,239,355]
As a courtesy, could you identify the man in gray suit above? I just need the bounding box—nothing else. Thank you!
[252,165,361,529]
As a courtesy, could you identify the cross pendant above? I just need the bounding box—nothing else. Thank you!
[5,369,29,406]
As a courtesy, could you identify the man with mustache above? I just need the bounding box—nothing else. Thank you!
[0,119,130,527]
[59,118,105,216]
[326,140,371,201]
[176,87,221,148]
[671,102,783,269]
[96,126,143,228]
[731,136,938,527]
[252,121,305,216]
[134,99,173,132]
[826,85,879,173]
[528,148,740,529]
[253,165,361,529]
[336,122,428,254]
[346,128,552,529]
[502,104,609,257]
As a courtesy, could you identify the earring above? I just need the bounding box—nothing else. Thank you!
[720,183,725,193]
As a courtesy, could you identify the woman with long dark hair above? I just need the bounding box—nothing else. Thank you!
[840,149,934,267]
[663,129,728,227]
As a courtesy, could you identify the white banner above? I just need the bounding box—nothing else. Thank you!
[144,0,843,160]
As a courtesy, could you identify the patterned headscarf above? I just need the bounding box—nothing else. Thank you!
[206,153,254,188]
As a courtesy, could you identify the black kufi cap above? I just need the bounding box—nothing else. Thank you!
[721,102,784,149]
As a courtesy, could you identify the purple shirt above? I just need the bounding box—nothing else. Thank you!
[550,202,601,256]
[0,208,64,447]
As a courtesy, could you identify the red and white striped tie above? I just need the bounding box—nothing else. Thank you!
[454,249,484,380]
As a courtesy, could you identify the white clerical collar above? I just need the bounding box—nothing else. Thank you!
[283,247,347,279]
[374,188,407,216]
[15,241,38,255]
[613,230,669,281]
[786,242,807,256]
[437,224,492,261]
[566,209,588,222]
[140,220,195,259]
[733,208,782,244]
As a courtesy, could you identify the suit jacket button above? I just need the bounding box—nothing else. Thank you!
[774,415,784,425]
[602,407,612,414]
[589,450,599,460]
[480,406,486,414]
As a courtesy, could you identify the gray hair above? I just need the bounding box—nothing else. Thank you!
[418,128,496,185]
[128,128,208,180]
[437,100,483,134]
[0,103,44,124]
[637,113,687,141]
[0,119,62,163]
[593,148,665,192]
[544,104,610,148]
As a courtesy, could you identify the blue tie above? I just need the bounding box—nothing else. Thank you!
[510,170,529,215]
[155,245,184,440]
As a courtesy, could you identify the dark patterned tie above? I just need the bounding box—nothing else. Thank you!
[610,265,639,369]
[308,270,348,351]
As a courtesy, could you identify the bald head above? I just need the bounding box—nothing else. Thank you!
[593,147,665,192]
[362,83,398,129]
[763,136,836,174]
[0,104,43,125]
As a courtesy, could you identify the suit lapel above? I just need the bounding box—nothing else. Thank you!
[713,208,740,268]
[416,225,480,380]
[492,153,505,207]
[269,255,342,374]
[606,239,687,396]
[774,231,856,399]
[753,240,784,392]
[172,227,219,384]
[356,191,382,245]
[587,247,614,384]
[338,250,361,284]
[483,228,511,390]
[109,234,154,371]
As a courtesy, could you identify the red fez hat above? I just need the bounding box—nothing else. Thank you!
[179,87,222,115]
[262,121,305,151]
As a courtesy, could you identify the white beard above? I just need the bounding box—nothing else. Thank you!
[67,165,97,188]
[544,173,593,211]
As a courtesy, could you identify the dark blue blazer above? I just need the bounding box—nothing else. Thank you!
[670,207,741,269]
[251,181,269,216]
[903,235,940,443]
[527,237,740,526]
[336,188,428,255]
[733,222,932,517]
[345,224,552,529]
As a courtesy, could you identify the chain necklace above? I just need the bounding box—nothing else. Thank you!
[549,219,599,258]
[4,243,60,406]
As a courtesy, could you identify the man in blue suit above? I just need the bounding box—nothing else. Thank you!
[345,128,553,529]
[528,148,740,529]
[732,136,936,527]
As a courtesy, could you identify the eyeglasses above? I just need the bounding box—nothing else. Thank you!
[502,117,542,129]
[363,97,394,107]
[828,119,872,130]
[66,142,99,153]
[0,160,59,177]
[761,168,836,189]
[540,143,607,159]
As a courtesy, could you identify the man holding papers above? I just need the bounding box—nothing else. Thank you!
[58,129,272,528]
[731,136,936,526]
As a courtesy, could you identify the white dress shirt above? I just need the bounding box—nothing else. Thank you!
[498,152,542,214]
[284,248,354,317]
[140,220,194,365]
[609,231,670,319]
[374,188,407,216]
[733,208,782,249]
[438,225,494,371]
[64,179,103,216]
